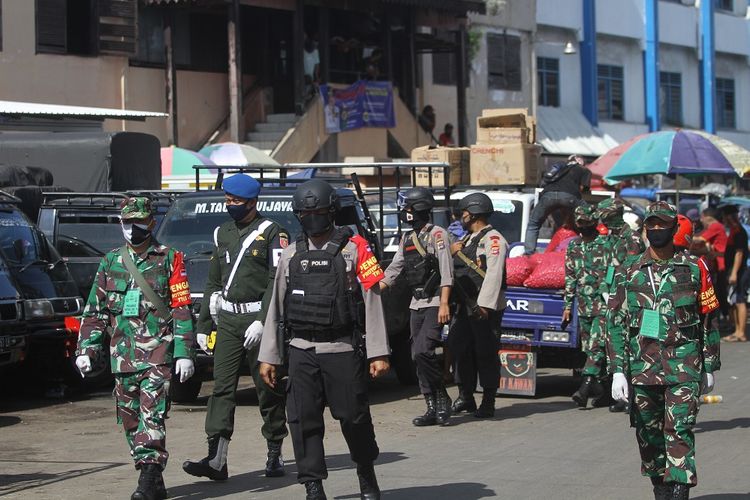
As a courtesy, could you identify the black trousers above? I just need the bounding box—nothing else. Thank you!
[410,307,444,395]
[286,346,379,483]
[449,307,501,395]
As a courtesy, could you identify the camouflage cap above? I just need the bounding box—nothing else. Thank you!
[120,197,153,220]
[596,197,625,220]
[644,200,677,223]
[574,204,597,226]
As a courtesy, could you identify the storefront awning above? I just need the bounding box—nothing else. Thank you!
[0,101,167,121]
[537,106,619,157]
[380,0,485,14]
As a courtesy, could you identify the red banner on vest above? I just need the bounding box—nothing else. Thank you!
[169,251,192,308]
[698,257,719,315]
[352,235,384,290]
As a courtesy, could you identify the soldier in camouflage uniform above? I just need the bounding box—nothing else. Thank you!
[563,204,607,407]
[608,202,720,500]
[76,197,195,500]
[597,198,647,412]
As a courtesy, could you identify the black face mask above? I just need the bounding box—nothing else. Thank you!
[301,213,333,236]
[400,210,429,228]
[646,227,674,248]
[460,214,475,231]
[122,223,151,246]
[226,201,255,222]
[579,226,598,238]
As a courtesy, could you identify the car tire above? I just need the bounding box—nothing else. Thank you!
[170,377,202,403]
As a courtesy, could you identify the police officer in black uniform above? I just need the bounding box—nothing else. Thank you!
[449,193,508,418]
[381,187,454,427]
[258,180,390,500]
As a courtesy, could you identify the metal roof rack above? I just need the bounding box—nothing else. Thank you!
[0,190,22,204]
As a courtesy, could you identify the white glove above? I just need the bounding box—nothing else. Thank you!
[611,372,629,402]
[701,372,715,395]
[209,291,223,324]
[243,320,264,349]
[175,358,195,383]
[75,355,92,376]
[196,333,208,353]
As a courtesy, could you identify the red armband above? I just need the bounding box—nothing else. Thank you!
[169,251,192,308]
[352,235,384,290]
[698,256,719,315]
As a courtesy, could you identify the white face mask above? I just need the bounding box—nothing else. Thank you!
[121,222,152,245]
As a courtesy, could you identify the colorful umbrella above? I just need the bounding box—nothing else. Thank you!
[590,130,741,184]
[160,146,214,177]
[199,142,279,167]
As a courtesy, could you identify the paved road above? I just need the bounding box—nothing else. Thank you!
[1,343,749,500]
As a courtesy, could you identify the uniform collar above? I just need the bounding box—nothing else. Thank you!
[637,247,688,268]
[126,240,165,260]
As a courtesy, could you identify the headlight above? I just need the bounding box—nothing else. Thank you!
[24,299,55,319]
[542,331,570,343]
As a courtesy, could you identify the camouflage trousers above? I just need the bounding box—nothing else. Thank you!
[114,365,172,468]
[632,382,700,486]
[580,315,607,378]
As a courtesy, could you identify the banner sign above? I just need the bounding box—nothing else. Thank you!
[498,347,537,396]
[320,81,395,134]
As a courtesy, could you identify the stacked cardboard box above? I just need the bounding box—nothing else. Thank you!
[470,108,542,186]
[410,145,470,187]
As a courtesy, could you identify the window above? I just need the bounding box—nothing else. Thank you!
[715,0,733,12]
[487,33,521,91]
[35,0,137,56]
[660,71,682,126]
[537,57,559,107]
[433,51,457,86]
[597,64,624,120]
[716,78,736,129]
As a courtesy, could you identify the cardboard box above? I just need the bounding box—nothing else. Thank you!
[411,146,470,187]
[480,108,536,143]
[470,143,542,186]
[476,126,529,145]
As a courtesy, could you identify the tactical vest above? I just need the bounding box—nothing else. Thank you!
[285,227,364,335]
[403,225,440,300]
[453,227,493,300]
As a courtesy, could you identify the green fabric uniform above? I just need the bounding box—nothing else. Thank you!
[78,197,196,468]
[607,214,721,486]
[197,214,289,442]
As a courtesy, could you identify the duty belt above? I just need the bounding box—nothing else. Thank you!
[220,300,262,314]
[292,330,352,343]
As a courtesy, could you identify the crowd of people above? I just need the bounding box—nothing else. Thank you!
[71,163,735,500]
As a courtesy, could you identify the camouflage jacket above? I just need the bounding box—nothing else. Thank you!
[564,236,608,317]
[606,249,721,385]
[600,224,646,296]
[78,243,195,373]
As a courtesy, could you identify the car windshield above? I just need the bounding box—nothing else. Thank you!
[0,209,48,265]
[156,194,302,256]
[56,213,123,257]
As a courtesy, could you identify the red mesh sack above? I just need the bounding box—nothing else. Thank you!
[505,255,534,286]
[523,252,566,289]
[545,227,578,253]
[529,253,545,266]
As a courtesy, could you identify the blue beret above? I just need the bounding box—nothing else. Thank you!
[223,174,260,199]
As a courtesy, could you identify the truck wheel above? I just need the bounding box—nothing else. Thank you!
[389,334,417,386]
[170,377,202,403]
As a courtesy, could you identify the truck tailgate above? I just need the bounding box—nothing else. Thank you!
[501,287,578,348]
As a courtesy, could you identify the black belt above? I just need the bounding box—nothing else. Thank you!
[292,329,352,343]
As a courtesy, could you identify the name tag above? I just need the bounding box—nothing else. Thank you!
[123,290,141,317]
[639,309,661,339]
[605,266,615,285]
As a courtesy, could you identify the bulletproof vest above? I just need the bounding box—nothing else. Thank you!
[285,227,364,333]
[453,226,493,299]
[403,225,440,299]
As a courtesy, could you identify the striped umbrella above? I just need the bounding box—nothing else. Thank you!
[160,146,215,177]
[589,130,744,184]
[198,142,279,167]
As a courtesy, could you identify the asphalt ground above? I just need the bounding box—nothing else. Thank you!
[1,342,749,500]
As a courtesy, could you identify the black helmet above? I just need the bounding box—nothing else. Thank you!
[292,179,337,212]
[397,187,434,212]
[457,193,494,216]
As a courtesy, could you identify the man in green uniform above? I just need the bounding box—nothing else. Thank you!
[609,201,721,500]
[563,204,606,407]
[76,197,195,500]
[598,197,647,412]
[183,174,289,481]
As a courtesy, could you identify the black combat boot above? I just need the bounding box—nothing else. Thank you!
[304,479,327,500]
[670,483,690,500]
[651,477,670,500]
[412,394,437,426]
[610,400,628,413]
[474,391,496,418]
[435,387,452,426]
[451,386,477,413]
[265,440,284,477]
[357,463,381,500]
[572,376,603,408]
[131,464,166,500]
[182,435,229,480]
